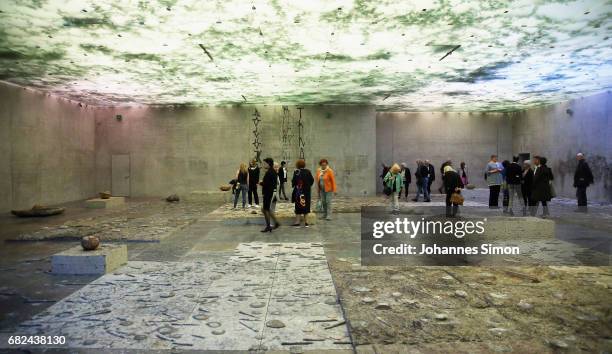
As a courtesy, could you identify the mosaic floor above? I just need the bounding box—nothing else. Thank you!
[14,242,350,351]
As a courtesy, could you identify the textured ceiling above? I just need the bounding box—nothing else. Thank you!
[0,0,610,111]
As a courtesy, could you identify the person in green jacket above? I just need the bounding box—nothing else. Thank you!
[384,163,403,213]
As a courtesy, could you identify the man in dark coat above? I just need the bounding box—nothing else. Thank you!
[260,158,279,232]
[400,163,411,200]
[521,161,534,216]
[279,161,289,200]
[573,153,594,212]
[426,160,435,195]
[413,160,431,202]
[530,156,554,217]
[247,159,261,207]
[505,156,524,216]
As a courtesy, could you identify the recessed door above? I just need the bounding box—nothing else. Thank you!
[111,154,131,197]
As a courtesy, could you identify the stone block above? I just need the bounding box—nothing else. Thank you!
[52,244,128,275]
[185,190,230,203]
[85,196,125,209]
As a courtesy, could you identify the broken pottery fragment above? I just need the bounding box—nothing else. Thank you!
[266,319,286,328]
[434,313,448,321]
[454,290,468,298]
[375,303,391,310]
[361,297,375,304]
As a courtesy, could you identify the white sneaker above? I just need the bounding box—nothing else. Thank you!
[247,204,252,208]
[255,204,260,208]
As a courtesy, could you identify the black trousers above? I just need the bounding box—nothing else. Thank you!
[404,183,410,198]
[576,186,587,206]
[489,185,501,207]
[279,181,288,200]
[445,193,459,216]
[248,185,259,205]
[502,187,509,207]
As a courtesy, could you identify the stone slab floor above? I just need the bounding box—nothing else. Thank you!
[0,189,610,353]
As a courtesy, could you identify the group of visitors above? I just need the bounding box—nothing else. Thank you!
[382,160,469,200]
[486,152,594,216]
[383,160,466,216]
[230,158,337,232]
[382,152,595,218]
[232,159,289,210]
[486,154,553,216]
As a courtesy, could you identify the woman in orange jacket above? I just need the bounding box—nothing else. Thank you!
[315,159,337,220]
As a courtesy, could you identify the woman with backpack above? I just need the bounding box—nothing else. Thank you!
[384,163,403,214]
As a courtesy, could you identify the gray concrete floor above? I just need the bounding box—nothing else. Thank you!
[0,191,610,353]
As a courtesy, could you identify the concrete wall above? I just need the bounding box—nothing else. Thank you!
[1,78,608,207]
[94,105,377,197]
[0,82,96,212]
[376,112,513,192]
[512,91,612,203]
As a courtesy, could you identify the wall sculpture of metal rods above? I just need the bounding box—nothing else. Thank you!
[252,108,262,163]
[297,107,305,159]
[281,106,294,162]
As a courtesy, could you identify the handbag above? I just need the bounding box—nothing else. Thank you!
[450,192,464,205]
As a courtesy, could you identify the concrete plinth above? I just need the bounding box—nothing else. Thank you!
[52,244,128,275]
[85,197,125,209]
[185,190,230,203]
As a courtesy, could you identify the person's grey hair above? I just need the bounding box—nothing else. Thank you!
[273,162,280,169]
[576,152,584,157]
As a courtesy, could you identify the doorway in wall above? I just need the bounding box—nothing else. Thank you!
[518,153,530,164]
[111,154,131,197]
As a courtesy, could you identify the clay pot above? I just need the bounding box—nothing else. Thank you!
[99,191,111,199]
[81,236,100,251]
[219,185,231,192]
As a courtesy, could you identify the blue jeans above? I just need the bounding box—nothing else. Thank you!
[416,177,430,201]
[321,191,333,218]
[234,184,248,208]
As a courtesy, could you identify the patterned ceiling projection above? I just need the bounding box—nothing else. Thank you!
[0,0,610,111]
